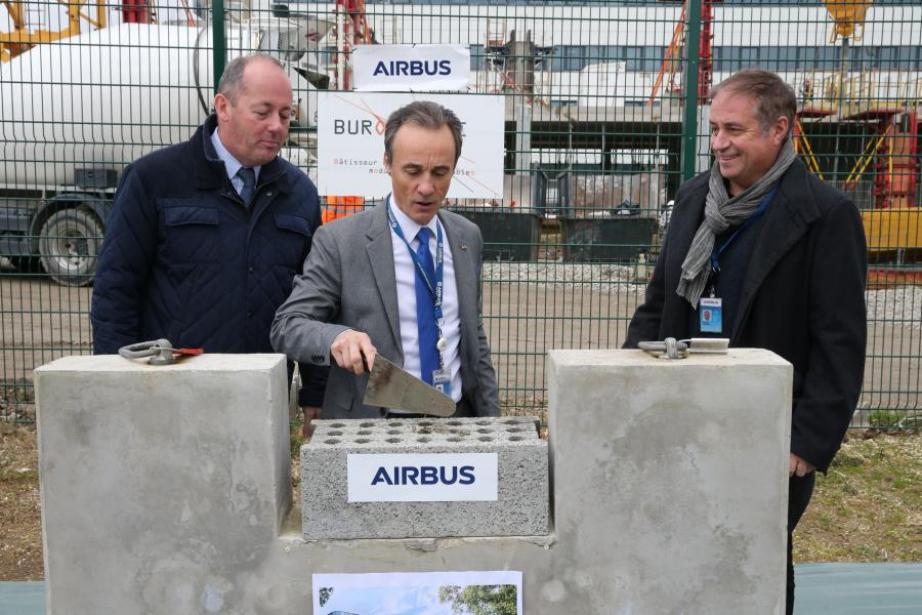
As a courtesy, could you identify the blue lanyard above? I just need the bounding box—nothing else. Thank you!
[387,203,445,323]
[710,186,779,273]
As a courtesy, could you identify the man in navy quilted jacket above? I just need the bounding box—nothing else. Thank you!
[91,53,326,409]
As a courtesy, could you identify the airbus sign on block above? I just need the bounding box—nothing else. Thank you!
[348,453,498,502]
[352,45,470,92]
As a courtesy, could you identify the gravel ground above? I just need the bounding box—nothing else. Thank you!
[866,286,922,331]
[483,261,644,291]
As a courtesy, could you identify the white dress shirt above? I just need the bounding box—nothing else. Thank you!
[388,197,463,404]
[210,127,260,196]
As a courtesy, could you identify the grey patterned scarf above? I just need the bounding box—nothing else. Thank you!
[676,138,796,307]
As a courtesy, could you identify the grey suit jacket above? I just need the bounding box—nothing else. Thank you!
[271,202,500,418]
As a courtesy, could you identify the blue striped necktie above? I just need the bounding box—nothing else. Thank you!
[415,227,439,386]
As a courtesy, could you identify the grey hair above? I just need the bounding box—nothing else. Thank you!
[709,69,796,137]
[216,54,285,103]
[384,101,464,163]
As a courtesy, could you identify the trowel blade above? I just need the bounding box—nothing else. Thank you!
[363,355,456,417]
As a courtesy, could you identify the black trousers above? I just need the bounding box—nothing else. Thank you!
[787,473,816,615]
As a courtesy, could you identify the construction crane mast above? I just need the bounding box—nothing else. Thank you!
[332,0,371,91]
[823,0,917,209]
[649,0,718,107]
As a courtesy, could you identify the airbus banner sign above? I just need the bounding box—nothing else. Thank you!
[317,91,504,199]
[347,453,499,502]
[352,45,470,92]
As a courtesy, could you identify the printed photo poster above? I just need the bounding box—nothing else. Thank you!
[317,92,504,200]
[312,570,523,615]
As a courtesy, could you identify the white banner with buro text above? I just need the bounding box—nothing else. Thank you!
[317,92,504,199]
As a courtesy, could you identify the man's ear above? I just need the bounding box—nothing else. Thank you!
[383,154,391,174]
[214,93,230,121]
[773,116,790,145]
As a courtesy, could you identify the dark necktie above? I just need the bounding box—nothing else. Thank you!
[237,167,256,205]
[415,227,439,387]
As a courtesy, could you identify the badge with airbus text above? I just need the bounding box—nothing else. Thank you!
[432,367,451,397]
[699,297,723,333]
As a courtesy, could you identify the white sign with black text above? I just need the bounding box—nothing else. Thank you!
[352,44,470,92]
[347,452,499,502]
[317,91,504,198]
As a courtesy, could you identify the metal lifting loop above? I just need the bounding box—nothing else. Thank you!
[638,337,730,360]
[118,339,177,365]
[639,337,688,360]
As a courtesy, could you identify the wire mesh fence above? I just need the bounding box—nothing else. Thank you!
[1,0,920,426]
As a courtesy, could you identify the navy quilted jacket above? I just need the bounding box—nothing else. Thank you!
[91,115,327,404]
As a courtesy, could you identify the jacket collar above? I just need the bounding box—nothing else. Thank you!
[365,202,402,354]
[733,158,818,337]
[191,114,292,194]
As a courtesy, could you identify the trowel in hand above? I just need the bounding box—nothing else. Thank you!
[363,355,456,417]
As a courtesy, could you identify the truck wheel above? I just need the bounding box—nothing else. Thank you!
[38,208,104,286]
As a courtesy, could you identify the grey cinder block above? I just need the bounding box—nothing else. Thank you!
[301,416,549,539]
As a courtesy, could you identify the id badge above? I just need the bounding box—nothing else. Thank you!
[432,368,451,397]
[699,297,723,333]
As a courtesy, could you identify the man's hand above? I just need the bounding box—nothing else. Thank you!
[789,453,815,478]
[330,330,376,374]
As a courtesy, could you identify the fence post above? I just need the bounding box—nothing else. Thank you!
[212,0,227,94]
[681,0,703,182]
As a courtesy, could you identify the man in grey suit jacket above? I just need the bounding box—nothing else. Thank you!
[271,101,499,422]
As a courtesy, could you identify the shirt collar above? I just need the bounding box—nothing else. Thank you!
[388,195,439,241]
[210,127,260,183]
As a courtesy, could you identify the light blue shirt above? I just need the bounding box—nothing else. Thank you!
[210,127,260,197]
[388,197,462,404]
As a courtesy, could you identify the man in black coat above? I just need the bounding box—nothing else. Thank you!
[91,54,326,410]
[624,69,867,615]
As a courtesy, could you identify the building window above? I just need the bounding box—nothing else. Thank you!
[469,44,484,72]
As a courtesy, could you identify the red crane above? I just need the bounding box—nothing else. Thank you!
[649,0,719,106]
[332,0,372,91]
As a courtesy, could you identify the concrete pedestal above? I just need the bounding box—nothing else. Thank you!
[35,349,791,614]
[547,348,792,613]
[35,354,292,614]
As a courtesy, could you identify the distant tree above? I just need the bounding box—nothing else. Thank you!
[319,586,334,607]
[438,584,517,615]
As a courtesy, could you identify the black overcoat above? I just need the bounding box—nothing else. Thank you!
[625,159,867,472]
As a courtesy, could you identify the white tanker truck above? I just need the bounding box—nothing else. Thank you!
[0,16,326,285]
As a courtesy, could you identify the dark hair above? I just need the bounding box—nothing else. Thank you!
[384,101,464,164]
[709,69,796,137]
[216,54,285,103]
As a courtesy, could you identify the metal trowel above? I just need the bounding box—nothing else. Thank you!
[362,355,456,417]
